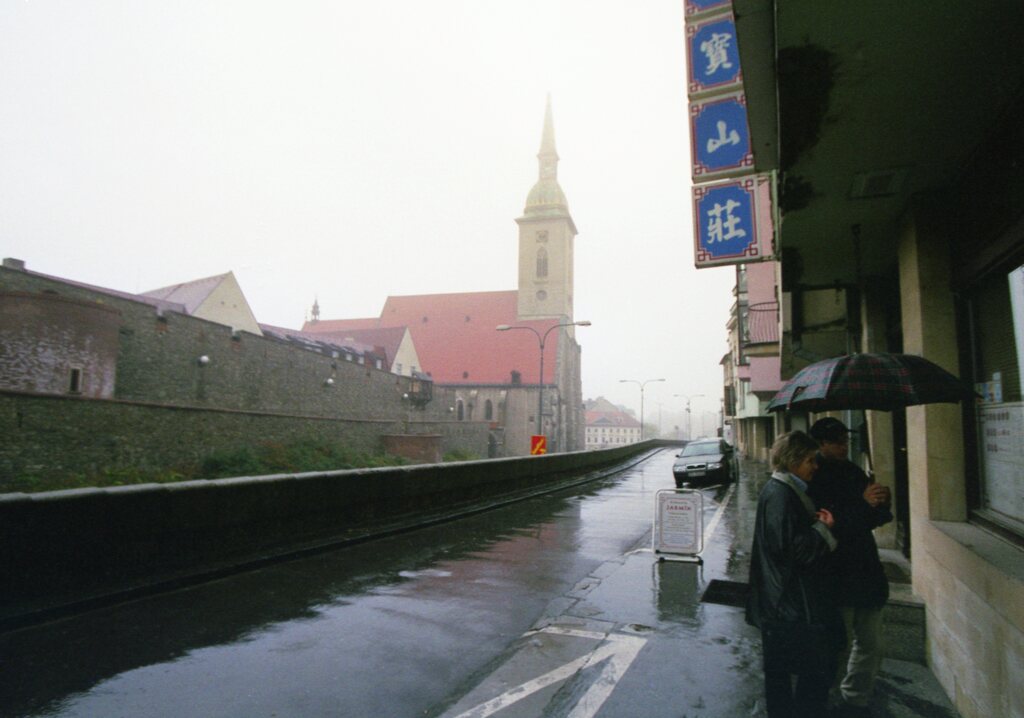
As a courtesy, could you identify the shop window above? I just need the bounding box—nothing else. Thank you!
[969,261,1024,536]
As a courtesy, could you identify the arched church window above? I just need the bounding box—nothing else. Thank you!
[536,248,548,278]
[484,399,493,420]
[456,400,464,421]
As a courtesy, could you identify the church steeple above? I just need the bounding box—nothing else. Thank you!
[516,98,578,321]
[538,94,559,180]
[522,96,575,229]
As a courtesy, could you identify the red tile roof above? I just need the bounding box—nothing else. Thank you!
[382,291,562,385]
[303,326,407,367]
[303,317,381,332]
[585,410,641,428]
[308,291,563,385]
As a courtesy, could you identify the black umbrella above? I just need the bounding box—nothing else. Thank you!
[766,353,978,413]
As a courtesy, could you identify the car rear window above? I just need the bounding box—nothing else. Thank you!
[681,442,719,457]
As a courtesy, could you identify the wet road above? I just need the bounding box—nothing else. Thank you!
[2,450,704,717]
[0,450,958,718]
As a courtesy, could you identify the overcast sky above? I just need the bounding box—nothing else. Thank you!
[0,0,735,432]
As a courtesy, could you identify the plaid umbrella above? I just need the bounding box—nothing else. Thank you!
[766,353,978,412]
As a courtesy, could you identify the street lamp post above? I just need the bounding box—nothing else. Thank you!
[674,393,705,440]
[496,320,591,437]
[619,378,665,441]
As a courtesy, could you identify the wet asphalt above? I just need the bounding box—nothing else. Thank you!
[0,450,960,717]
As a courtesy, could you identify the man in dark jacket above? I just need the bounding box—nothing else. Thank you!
[807,418,893,718]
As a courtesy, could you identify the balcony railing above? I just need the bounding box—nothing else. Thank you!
[744,301,780,345]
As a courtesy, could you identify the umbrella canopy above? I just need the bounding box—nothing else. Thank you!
[766,353,978,412]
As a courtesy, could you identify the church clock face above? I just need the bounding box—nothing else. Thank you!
[536,290,547,301]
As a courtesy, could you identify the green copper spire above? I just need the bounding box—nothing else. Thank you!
[524,96,570,218]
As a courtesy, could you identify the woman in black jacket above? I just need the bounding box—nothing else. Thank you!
[746,431,843,717]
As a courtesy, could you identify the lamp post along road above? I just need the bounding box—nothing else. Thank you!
[619,378,665,441]
[496,320,591,439]
[674,393,705,440]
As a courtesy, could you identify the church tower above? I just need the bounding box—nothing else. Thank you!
[516,97,578,321]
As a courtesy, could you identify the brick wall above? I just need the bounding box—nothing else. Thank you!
[0,291,121,397]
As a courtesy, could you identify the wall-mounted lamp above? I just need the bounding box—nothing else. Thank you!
[197,355,210,366]
[324,377,335,387]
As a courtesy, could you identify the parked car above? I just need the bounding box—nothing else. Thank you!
[672,438,735,487]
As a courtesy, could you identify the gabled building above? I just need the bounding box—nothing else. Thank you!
[584,398,641,449]
[141,271,262,336]
[305,100,587,457]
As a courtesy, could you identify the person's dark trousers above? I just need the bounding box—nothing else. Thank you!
[763,657,833,717]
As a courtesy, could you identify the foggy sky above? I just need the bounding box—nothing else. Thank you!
[0,1,735,429]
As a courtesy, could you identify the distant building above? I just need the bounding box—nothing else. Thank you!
[722,261,781,463]
[584,397,641,449]
[300,322,421,377]
[141,271,263,336]
[305,99,586,457]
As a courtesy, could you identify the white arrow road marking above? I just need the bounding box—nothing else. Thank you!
[565,632,646,718]
[449,628,647,718]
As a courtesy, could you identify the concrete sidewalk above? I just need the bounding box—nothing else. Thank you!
[443,459,961,717]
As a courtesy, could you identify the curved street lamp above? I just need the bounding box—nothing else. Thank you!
[496,320,592,437]
[620,378,665,441]
[674,393,706,441]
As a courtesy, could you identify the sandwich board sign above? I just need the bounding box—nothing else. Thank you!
[654,489,703,561]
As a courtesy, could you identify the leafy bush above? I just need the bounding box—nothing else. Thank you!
[443,449,480,462]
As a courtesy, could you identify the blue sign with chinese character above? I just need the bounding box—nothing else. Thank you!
[688,15,741,95]
[690,94,753,179]
[694,181,755,263]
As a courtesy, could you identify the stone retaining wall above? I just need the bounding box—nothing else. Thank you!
[0,441,659,625]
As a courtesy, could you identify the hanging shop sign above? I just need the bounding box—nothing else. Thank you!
[685,2,776,268]
[686,12,742,96]
[690,92,754,180]
[693,174,774,268]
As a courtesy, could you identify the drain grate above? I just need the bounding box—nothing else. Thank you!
[700,579,750,608]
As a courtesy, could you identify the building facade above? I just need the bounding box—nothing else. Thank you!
[584,398,641,449]
[716,4,1024,715]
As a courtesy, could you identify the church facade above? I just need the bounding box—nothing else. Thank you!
[305,100,586,457]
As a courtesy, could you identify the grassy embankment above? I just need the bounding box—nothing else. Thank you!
[2,440,480,494]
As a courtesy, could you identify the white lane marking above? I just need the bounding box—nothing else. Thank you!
[703,482,735,544]
[566,633,646,718]
[449,652,593,718]
[532,626,607,641]
[449,629,647,718]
